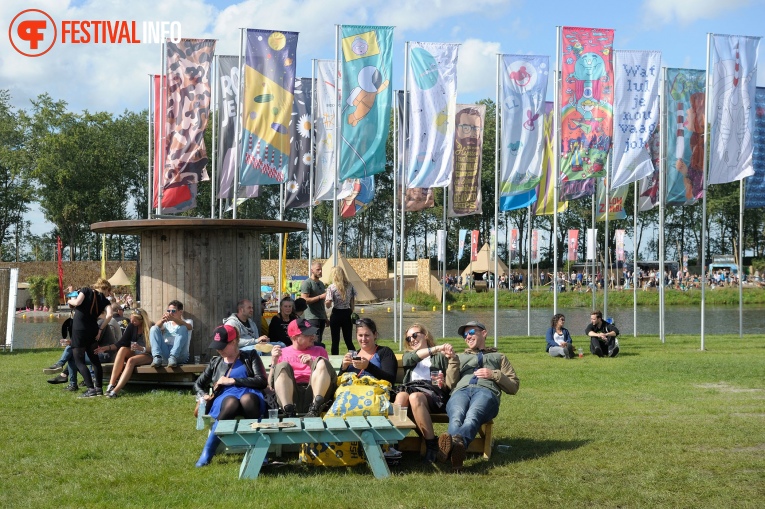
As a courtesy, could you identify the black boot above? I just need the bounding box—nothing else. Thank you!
[196,422,221,467]
[424,438,438,463]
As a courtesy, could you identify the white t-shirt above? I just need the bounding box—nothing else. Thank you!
[411,356,433,381]
[554,331,566,346]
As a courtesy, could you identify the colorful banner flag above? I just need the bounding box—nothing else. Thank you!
[240,30,298,186]
[285,77,313,208]
[665,68,706,205]
[339,177,374,218]
[611,50,661,189]
[531,229,539,261]
[596,179,628,220]
[163,39,215,212]
[510,229,519,260]
[470,230,479,262]
[708,35,761,185]
[458,229,468,260]
[534,102,567,215]
[314,60,338,202]
[449,104,486,216]
[745,87,765,208]
[406,42,458,188]
[615,229,625,261]
[639,120,661,211]
[500,189,537,211]
[216,56,259,203]
[397,91,435,211]
[561,179,594,201]
[500,54,550,196]
[339,25,393,180]
[560,27,614,182]
[567,229,579,261]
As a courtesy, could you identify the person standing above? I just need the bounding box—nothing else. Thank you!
[324,267,357,355]
[300,261,328,345]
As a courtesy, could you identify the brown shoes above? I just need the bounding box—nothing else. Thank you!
[436,433,452,463]
[450,434,466,471]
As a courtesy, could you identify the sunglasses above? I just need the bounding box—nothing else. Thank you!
[405,332,423,343]
[463,328,483,338]
[166,309,177,314]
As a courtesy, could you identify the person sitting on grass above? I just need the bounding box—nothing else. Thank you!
[545,313,575,359]
[97,308,153,398]
[586,310,620,357]
[270,319,337,418]
[438,321,520,472]
[193,324,269,467]
[393,323,459,463]
[149,300,192,368]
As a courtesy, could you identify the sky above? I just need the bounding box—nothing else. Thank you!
[2,0,765,243]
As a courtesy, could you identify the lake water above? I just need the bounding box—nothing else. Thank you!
[7,305,764,350]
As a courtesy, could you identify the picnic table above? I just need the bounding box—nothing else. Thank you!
[215,415,416,480]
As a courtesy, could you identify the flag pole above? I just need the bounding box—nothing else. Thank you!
[442,191,447,339]
[333,26,340,266]
[659,67,667,343]
[400,42,410,350]
[739,179,744,337]
[392,89,399,344]
[553,26,561,314]
[211,55,218,219]
[233,29,245,219]
[527,205,532,336]
[701,33,712,351]
[158,41,166,216]
[604,174,610,319]
[493,53,500,346]
[147,74,153,220]
[633,180,638,336]
[591,184,596,310]
[308,59,316,268]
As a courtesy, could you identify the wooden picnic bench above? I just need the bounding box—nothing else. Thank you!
[102,363,207,386]
[215,415,416,480]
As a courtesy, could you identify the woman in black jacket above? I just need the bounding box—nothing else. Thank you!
[193,324,268,467]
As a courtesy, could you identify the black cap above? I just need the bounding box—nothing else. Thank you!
[457,321,486,337]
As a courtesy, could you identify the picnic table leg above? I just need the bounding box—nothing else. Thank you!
[359,431,390,479]
[239,435,271,480]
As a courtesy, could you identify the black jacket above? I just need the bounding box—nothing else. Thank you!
[193,350,268,399]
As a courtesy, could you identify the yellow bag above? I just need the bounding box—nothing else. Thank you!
[299,441,365,467]
[324,372,392,418]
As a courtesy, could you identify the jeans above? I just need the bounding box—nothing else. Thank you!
[446,386,500,447]
[149,324,190,363]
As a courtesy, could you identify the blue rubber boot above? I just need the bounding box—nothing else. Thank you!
[195,422,221,467]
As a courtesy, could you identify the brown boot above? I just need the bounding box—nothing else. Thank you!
[436,433,452,463]
[451,434,466,471]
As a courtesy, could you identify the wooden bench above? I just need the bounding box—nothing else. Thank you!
[215,415,415,480]
[102,363,207,386]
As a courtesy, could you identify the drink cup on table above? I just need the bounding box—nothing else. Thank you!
[268,408,279,420]
[398,406,408,423]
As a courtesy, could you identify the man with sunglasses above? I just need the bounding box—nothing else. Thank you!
[149,300,193,368]
[438,320,519,471]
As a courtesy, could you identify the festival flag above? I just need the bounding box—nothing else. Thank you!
[339,25,393,180]
[611,50,661,189]
[510,229,519,261]
[406,42,459,188]
[501,189,537,211]
[162,39,215,212]
[596,179,628,221]
[665,68,705,205]
[437,230,446,262]
[745,87,765,208]
[216,56,259,203]
[239,30,298,186]
[586,228,597,260]
[559,27,614,182]
[531,229,539,261]
[490,229,496,262]
[708,34,761,185]
[339,177,374,217]
[458,228,468,260]
[615,229,625,261]
[567,229,579,261]
[470,230,479,262]
[534,102,567,215]
[56,236,64,300]
[561,179,594,201]
[285,77,313,208]
[449,104,486,216]
[639,121,661,211]
[397,91,435,211]
[314,60,338,202]
[500,54,550,197]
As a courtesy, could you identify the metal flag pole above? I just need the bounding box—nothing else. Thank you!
[633,180,638,337]
[442,189,447,339]
[659,68,667,343]
[739,179,744,337]
[308,59,316,268]
[211,55,218,219]
[700,33,712,351]
[553,27,562,314]
[493,53,500,346]
[278,181,285,298]
[232,29,245,219]
[393,90,399,344]
[591,186,596,310]
[604,172,610,320]
[527,205,532,336]
[333,26,340,266]
[147,74,153,220]
[400,43,410,350]
[158,41,166,216]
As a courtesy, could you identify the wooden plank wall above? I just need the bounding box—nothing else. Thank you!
[140,229,261,359]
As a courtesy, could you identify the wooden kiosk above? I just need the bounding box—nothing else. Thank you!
[91,219,306,359]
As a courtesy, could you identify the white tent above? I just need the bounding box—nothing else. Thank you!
[460,243,509,279]
[108,267,132,287]
[320,254,378,303]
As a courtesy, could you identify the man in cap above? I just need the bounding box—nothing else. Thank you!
[270,318,337,418]
[438,320,519,471]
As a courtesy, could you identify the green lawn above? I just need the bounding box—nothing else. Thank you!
[2,334,764,508]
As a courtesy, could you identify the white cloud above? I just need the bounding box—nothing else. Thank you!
[643,0,753,25]
[457,38,502,99]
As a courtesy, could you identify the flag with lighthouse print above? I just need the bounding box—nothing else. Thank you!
[239,29,299,186]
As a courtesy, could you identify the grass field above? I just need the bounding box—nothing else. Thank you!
[1,334,763,508]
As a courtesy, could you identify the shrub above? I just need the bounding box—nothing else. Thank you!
[26,276,46,308]
[44,275,61,309]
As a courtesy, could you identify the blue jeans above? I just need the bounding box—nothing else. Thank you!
[446,386,500,447]
[149,324,190,363]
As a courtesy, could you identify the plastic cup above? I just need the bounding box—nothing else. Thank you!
[390,403,401,420]
[430,369,440,385]
[398,406,408,423]
[268,408,279,420]
[577,347,584,358]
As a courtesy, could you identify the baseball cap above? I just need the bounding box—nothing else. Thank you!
[287,318,318,337]
[209,324,239,350]
[457,321,486,337]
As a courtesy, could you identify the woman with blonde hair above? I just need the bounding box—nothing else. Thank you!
[66,277,113,398]
[325,266,357,355]
[393,323,459,462]
[96,308,153,398]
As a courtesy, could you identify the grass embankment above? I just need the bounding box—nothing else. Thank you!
[2,335,764,508]
[406,286,765,309]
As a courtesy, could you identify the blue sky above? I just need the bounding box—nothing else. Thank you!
[2,0,764,236]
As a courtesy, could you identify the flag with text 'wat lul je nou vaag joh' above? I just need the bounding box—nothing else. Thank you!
[500,54,550,196]
[611,50,661,189]
[708,34,761,185]
[559,27,614,183]
[239,29,298,187]
[534,102,567,215]
[216,55,258,203]
[340,25,393,180]
[314,60,338,202]
[449,104,486,217]
[162,40,215,213]
[285,77,313,209]
[745,87,765,209]
[406,42,458,189]
[665,68,705,206]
